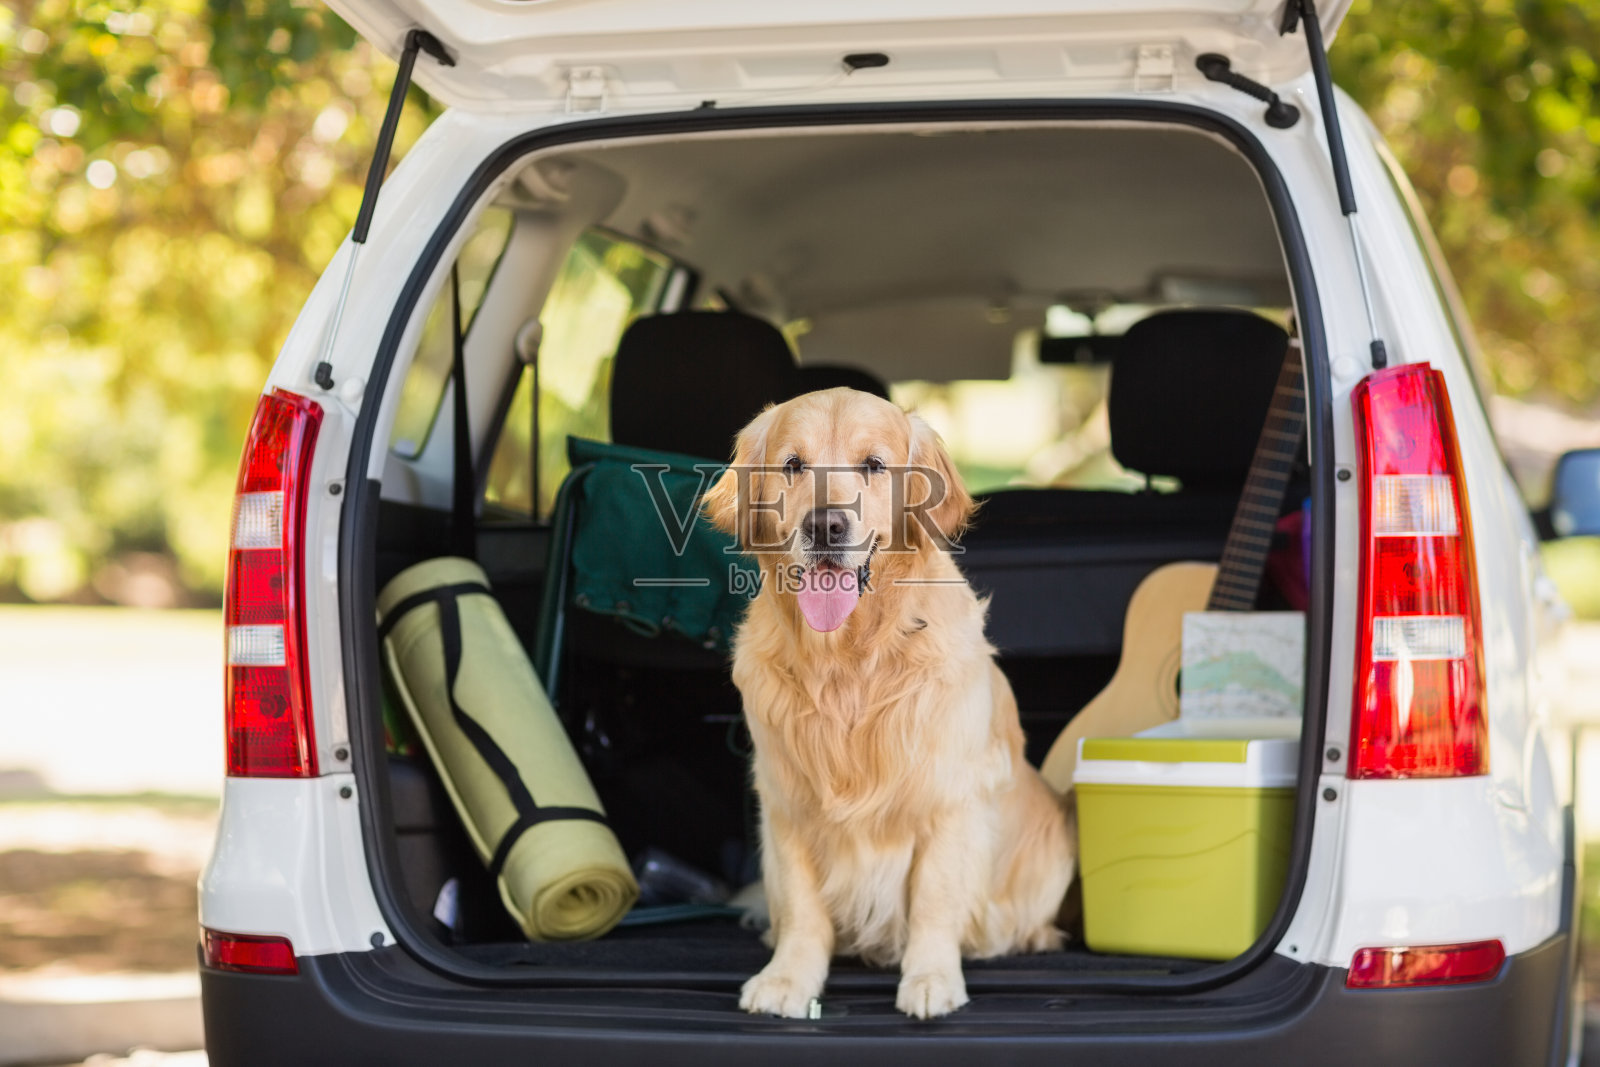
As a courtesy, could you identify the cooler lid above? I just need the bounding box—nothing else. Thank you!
[1081,737,1254,764]
[1075,722,1299,789]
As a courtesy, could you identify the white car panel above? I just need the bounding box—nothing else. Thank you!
[324,0,1351,112]
[1327,777,1563,963]
[1274,98,1567,967]
[200,775,392,956]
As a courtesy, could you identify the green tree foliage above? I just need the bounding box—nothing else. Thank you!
[0,0,422,603]
[1333,0,1600,401]
[0,1,1596,603]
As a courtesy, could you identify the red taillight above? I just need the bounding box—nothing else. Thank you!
[225,390,322,778]
[1350,363,1486,779]
[1346,939,1505,989]
[202,928,299,975]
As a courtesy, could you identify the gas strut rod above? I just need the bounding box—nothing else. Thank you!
[314,30,455,392]
[1282,0,1388,370]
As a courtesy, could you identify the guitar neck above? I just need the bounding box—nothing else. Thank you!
[1206,341,1306,613]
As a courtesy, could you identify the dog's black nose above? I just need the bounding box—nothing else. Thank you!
[803,507,852,548]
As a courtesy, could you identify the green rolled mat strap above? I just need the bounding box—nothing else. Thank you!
[377,558,638,941]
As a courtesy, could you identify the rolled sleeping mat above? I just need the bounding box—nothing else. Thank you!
[378,557,637,941]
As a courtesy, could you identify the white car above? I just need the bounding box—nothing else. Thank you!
[198,1,1593,1063]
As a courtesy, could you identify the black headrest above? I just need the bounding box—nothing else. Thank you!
[1108,309,1289,489]
[791,364,892,400]
[610,311,798,461]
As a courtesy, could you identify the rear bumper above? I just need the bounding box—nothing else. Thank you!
[200,933,1571,1066]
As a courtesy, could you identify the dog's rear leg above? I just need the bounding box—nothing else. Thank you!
[741,811,834,1018]
[897,806,985,1018]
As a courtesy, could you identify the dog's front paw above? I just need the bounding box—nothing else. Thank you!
[896,969,969,1019]
[740,967,822,1018]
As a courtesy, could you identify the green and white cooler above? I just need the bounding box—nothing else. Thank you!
[1074,720,1298,961]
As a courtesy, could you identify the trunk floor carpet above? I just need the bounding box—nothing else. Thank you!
[453,919,1209,979]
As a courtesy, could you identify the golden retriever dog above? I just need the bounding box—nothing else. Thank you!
[703,387,1074,1019]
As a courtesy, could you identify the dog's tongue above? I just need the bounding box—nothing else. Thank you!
[796,566,859,633]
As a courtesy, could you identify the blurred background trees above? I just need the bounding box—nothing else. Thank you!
[1,0,1598,606]
[0,0,429,604]
[1332,0,1600,403]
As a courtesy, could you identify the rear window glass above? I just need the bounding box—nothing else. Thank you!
[883,304,1286,496]
[892,359,1138,498]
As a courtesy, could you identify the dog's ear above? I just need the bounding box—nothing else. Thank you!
[703,403,778,544]
[905,413,973,547]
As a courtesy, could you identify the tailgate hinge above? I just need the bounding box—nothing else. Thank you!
[1133,45,1175,93]
[565,66,609,114]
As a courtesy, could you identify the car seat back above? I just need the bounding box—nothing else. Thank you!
[610,310,798,462]
[964,309,1292,657]
[790,363,892,400]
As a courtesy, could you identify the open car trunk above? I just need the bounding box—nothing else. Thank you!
[347,105,1334,1005]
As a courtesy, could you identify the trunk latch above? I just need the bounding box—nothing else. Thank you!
[565,67,609,114]
[1133,45,1175,93]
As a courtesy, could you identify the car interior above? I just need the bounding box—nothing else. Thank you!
[367,120,1311,983]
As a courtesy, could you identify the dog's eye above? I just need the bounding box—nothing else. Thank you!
[784,455,804,477]
[863,456,885,475]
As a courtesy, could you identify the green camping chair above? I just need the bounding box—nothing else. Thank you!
[533,437,752,697]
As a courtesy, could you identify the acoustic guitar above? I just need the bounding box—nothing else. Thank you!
[1039,339,1307,793]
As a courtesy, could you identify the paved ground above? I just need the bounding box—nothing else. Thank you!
[0,800,212,1065]
[0,607,221,798]
[3,605,1600,1064]
[0,607,218,1064]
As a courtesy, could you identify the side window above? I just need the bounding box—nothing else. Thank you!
[483,230,673,519]
[387,208,515,458]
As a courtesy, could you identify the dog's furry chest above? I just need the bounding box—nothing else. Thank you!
[742,655,999,831]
